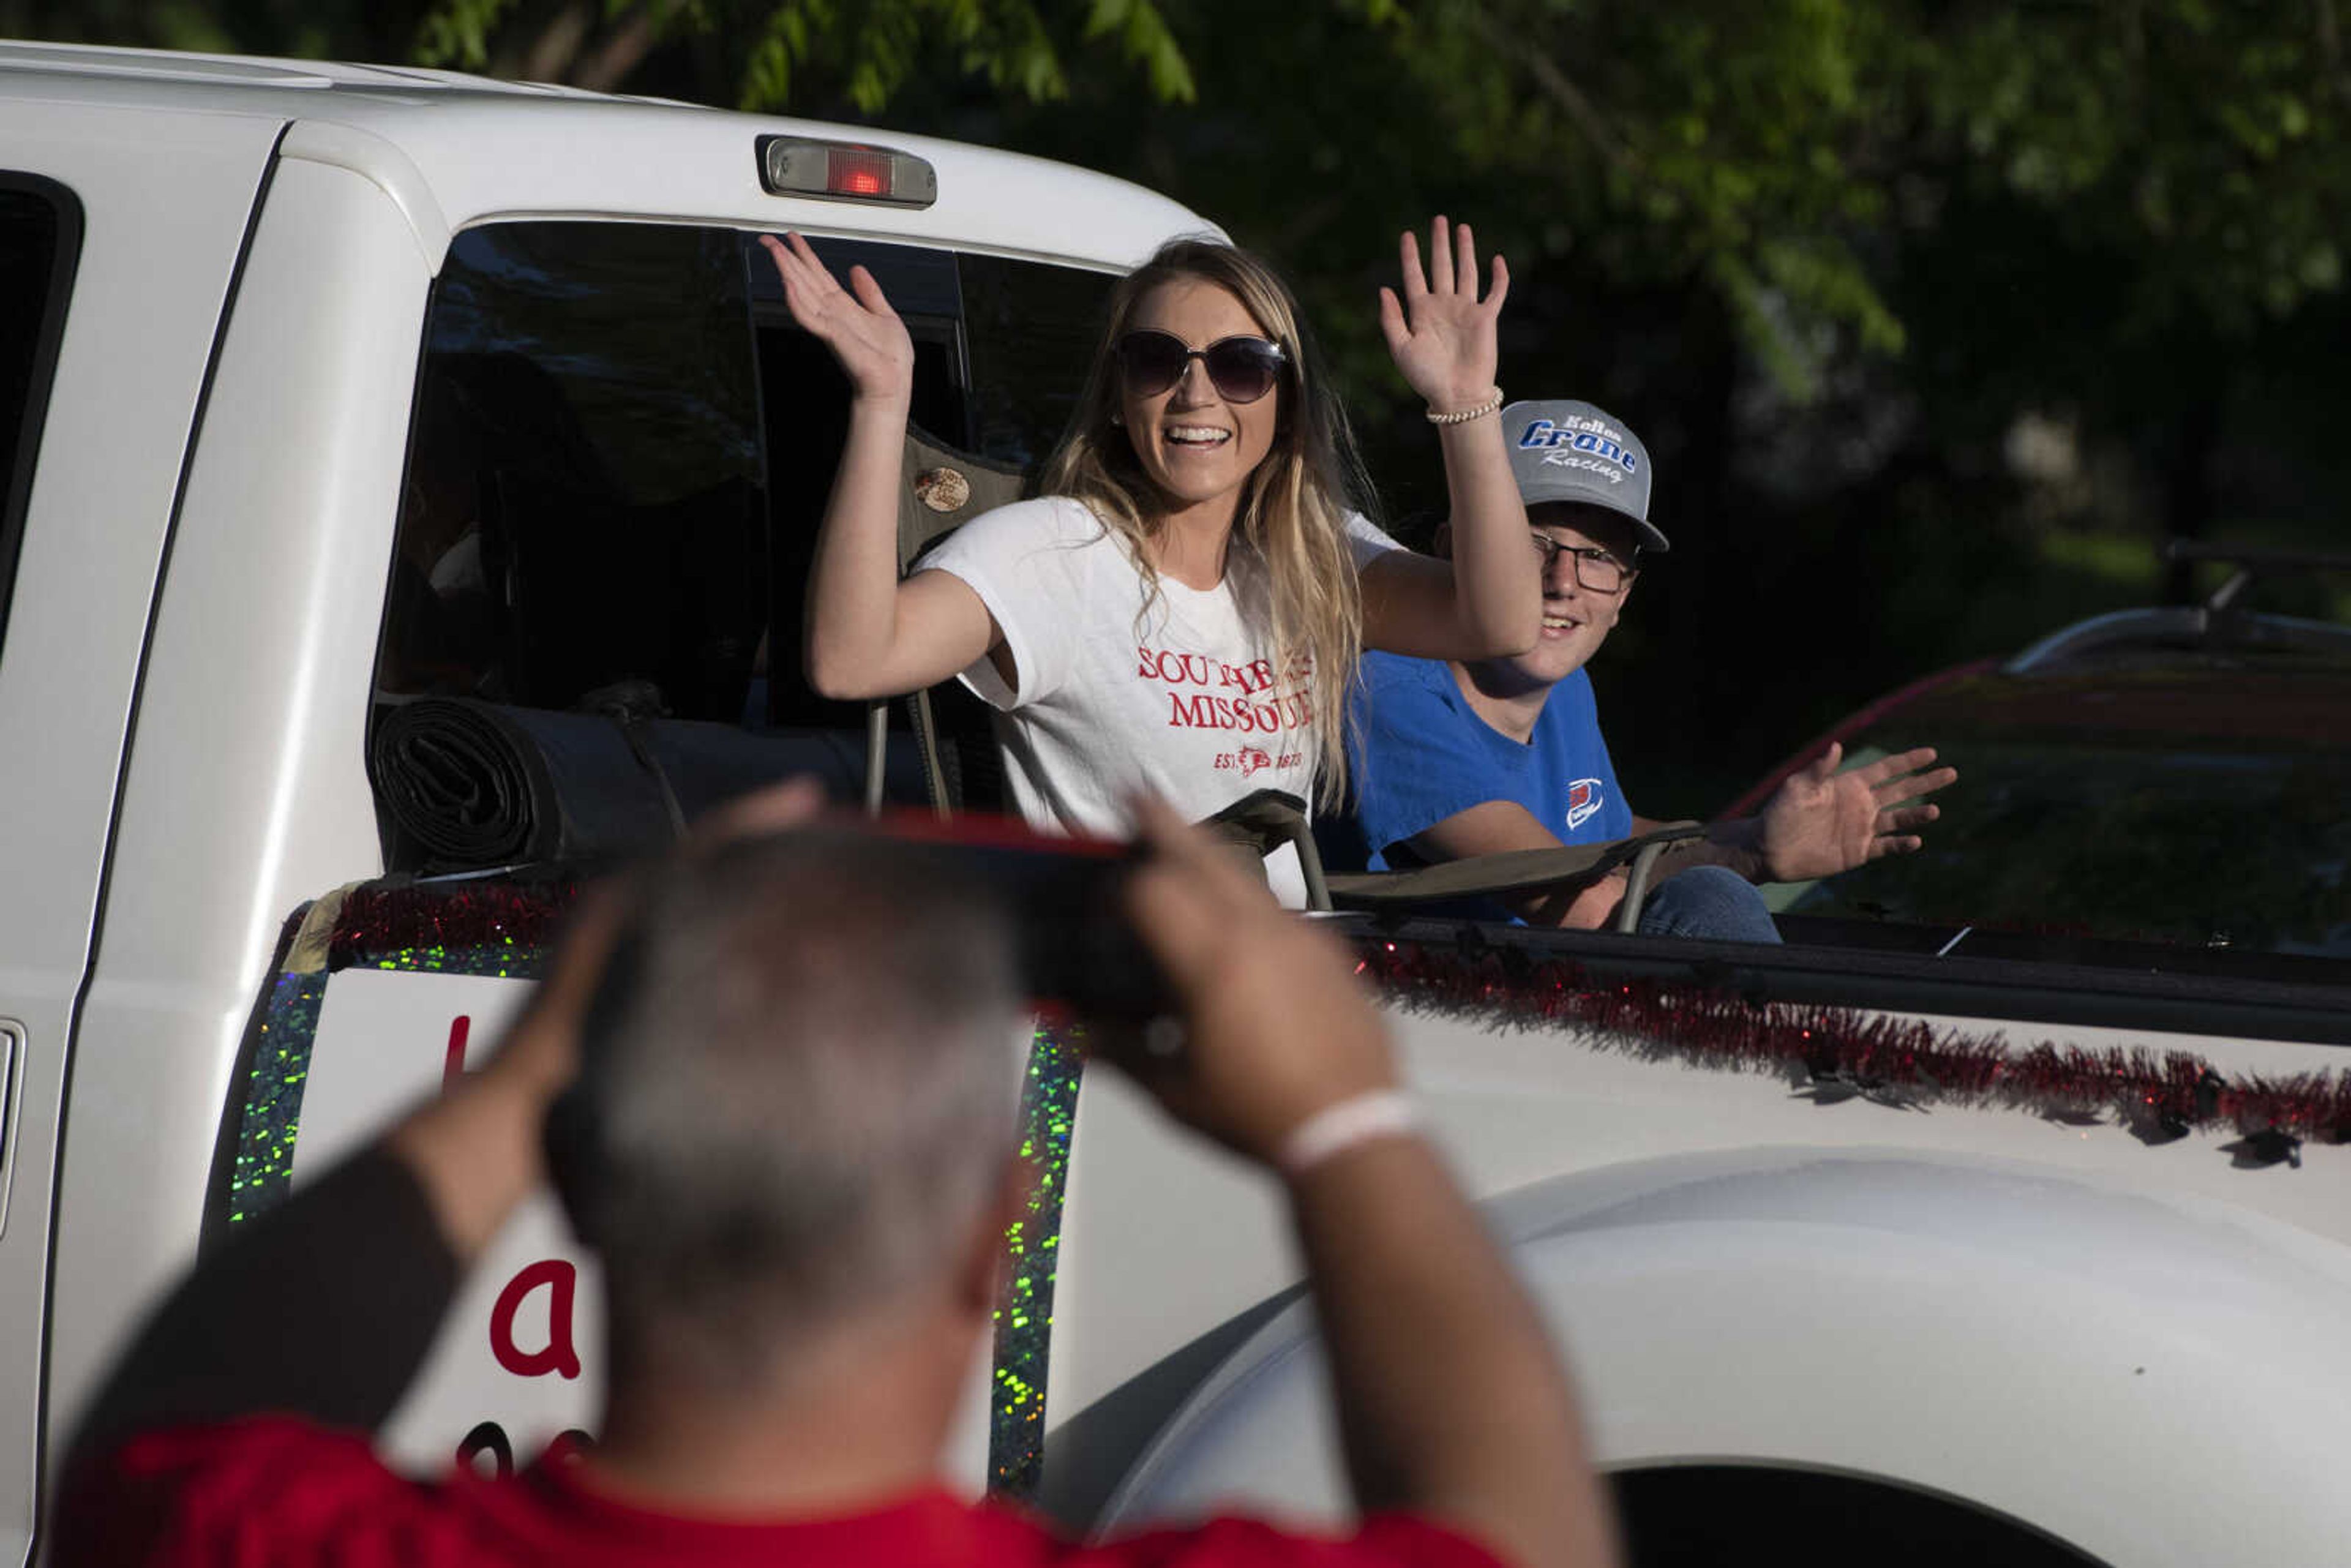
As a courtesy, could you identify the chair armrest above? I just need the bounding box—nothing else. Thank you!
[1325,822,1706,913]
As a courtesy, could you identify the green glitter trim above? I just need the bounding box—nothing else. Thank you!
[987,1021,1084,1499]
[222,971,328,1226]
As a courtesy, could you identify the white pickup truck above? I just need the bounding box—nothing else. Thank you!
[6,38,2350,1568]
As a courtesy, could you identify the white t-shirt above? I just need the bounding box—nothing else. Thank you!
[918,495,1400,903]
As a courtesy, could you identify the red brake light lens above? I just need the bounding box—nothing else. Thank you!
[828,148,892,198]
[757,136,938,209]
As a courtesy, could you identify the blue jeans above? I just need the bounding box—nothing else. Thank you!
[1635,864,1783,943]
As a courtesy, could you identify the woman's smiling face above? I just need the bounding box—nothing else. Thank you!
[1118,277,1283,523]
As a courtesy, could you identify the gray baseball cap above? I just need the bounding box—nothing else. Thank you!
[1502,399,1670,553]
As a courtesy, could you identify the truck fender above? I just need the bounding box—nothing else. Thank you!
[1085,1147,2351,1566]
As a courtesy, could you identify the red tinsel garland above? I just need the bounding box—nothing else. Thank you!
[328,879,579,972]
[321,880,2347,1160]
[1353,937,2351,1157]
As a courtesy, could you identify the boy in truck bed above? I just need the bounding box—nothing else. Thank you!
[1344,397,1955,938]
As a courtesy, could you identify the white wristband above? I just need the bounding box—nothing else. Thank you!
[1276,1090,1422,1176]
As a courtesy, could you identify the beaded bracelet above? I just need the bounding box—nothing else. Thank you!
[1426,386,1504,426]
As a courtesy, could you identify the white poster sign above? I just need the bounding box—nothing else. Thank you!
[298,968,601,1477]
[294,966,998,1488]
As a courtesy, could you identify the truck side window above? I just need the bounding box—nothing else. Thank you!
[371,223,1114,870]
[381,222,766,720]
[959,253,1113,472]
[0,174,83,659]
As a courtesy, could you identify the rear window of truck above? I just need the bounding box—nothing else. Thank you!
[370,220,1113,872]
[0,174,83,658]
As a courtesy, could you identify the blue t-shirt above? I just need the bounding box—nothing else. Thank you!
[1349,651,1631,870]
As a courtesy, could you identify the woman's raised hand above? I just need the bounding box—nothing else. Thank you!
[759,231,915,408]
[1378,216,1508,413]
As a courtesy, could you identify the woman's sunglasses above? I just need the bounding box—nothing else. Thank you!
[1114,330,1288,405]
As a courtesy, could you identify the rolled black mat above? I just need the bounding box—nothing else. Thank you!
[370,700,558,866]
[369,699,917,869]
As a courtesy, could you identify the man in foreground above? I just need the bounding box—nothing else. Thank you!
[1349,399,1954,938]
[59,782,1619,1568]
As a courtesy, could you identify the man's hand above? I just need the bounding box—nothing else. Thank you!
[1755,743,1956,884]
[394,776,829,1259]
[474,775,831,1105]
[1114,794,1401,1164]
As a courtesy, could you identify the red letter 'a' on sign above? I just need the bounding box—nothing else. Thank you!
[443,1015,471,1090]
[490,1259,582,1379]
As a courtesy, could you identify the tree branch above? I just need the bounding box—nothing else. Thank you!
[1461,3,1635,172]
[574,2,662,92]
[2319,0,2348,101]
[521,0,593,81]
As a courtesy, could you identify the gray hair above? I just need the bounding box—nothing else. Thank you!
[563,827,1021,1388]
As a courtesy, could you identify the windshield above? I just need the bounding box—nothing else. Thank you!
[1772,665,2351,959]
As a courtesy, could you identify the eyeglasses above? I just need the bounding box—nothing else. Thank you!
[1114,330,1288,405]
[1530,532,1638,593]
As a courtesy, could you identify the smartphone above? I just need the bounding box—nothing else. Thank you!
[860,812,1175,1022]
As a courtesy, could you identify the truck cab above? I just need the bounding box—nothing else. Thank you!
[0,40,1202,1556]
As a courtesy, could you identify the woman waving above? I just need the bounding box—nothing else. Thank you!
[767,218,1537,900]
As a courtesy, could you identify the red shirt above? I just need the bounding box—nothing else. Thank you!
[59,1417,1509,1568]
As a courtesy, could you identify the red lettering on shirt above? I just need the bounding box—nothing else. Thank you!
[1148,642,1314,752]
[1166,687,1318,733]
[1218,658,1275,695]
[1138,648,1215,686]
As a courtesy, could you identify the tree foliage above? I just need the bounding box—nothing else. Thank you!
[11,0,2347,803]
[400,0,1192,111]
[18,0,2344,396]
[1334,1,2351,395]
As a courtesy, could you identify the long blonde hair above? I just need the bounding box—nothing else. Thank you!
[1040,239,1376,808]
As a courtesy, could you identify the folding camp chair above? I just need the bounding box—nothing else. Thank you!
[1207,787,1705,928]
[863,424,1027,817]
